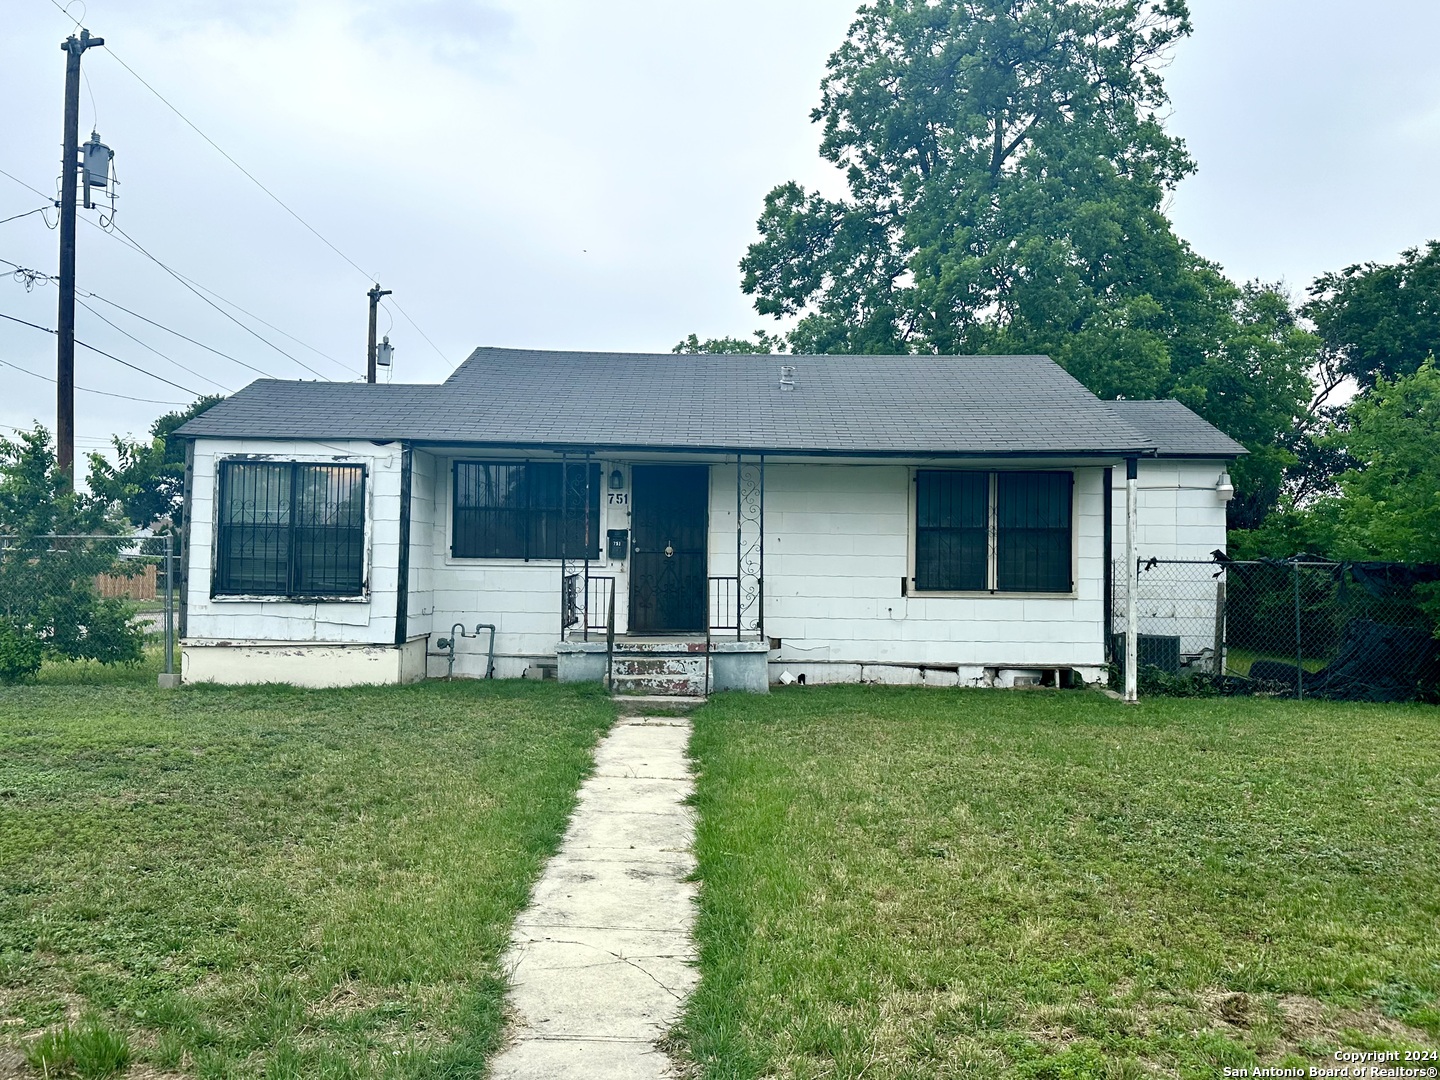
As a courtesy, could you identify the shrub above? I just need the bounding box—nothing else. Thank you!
[0,616,42,683]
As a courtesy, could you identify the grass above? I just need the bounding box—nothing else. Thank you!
[681,686,1440,1079]
[1225,648,1328,678]
[0,654,614,1078]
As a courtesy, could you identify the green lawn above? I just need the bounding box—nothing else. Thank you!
[0,656,614,1079]
[681,687,1440,1079]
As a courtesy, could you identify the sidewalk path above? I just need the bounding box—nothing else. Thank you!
[489,713,698,1079]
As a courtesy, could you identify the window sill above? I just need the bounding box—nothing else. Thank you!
[911,590,1079,600]
[443,555,611,570]
[209,593,370,604]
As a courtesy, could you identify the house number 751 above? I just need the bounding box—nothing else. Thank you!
[607,493,629,505]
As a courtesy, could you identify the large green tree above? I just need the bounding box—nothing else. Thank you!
[741,0,1208,369]
[88,395,223,535]
[708,0,1317,526]
[1304,241,1440,394]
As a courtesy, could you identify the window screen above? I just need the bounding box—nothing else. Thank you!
[915,470,988,591]
[996,471,1072,593]
[215,461,366,597]
[452,461,601,560]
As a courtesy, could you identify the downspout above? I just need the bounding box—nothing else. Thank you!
[394,443,413,648]
[1124,456,1139,704]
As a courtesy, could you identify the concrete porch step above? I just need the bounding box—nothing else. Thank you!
[612,694,707,715]
[611,655,706,679]
[608,637,708,654]
[610,671,706,697]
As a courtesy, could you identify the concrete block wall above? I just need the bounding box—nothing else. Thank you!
[759,464,1109,679]
[425,455,634,679]
[1111,458,1232,656]
[185,438,404,645]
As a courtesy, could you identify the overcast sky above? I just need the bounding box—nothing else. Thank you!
[2,0,1439,457]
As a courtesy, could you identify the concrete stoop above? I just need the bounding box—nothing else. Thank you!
[611,641,708,697]
[489,714,698,1080]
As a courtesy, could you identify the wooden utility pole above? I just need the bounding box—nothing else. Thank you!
[366,283,391,384]
[57,28,104,479]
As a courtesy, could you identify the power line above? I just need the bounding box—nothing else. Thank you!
[0,254,277,382]
[0,168,52,201]
[44,0,374,281]
[0,207,52,227]
[76,298,232,392]
[0,353,187,406]
[150,257,358,376]
[389,297,449,365]
[42,0,449,367]
[108,223,333,380]
[82,292,279,381]
[0,310,206,397]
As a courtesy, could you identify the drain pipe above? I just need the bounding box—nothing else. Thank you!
[434,623,497,680]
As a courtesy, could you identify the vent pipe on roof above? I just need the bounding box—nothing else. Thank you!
[779,364,796,391]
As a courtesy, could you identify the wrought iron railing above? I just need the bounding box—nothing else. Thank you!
[708,575,741,639]
[562,571,616,642]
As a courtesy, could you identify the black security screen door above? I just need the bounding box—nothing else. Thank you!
[630,464,708,633]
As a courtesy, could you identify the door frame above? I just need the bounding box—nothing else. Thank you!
[628,463,709,634]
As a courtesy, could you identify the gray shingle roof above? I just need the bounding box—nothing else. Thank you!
[176,347,1169,457]
[1106,399,1247,458]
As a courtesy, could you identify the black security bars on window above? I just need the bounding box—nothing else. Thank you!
[915,470,988,591]
[996,471,1072,593]
[452,461,601,560]
[215,461,366,597]
[915,470,1073,594]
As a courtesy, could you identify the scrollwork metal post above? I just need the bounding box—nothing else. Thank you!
[737,454,765,639]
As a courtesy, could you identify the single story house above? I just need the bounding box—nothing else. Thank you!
[172,348,1244,692]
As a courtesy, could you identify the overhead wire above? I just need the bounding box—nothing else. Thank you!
[43,0,449,367]
[0,168,52,201]
[0,310,207,397]
[0,177,304,382]
[0,254,256,384]
[0,207,52,227]
[0,353,187,406]
[142,255,358,376]
[75,298,232,392]
[108,223,334,380]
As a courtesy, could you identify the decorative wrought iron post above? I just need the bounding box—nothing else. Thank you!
[560,451,570,642]
[736,454,765,639]
[582,453,592,641]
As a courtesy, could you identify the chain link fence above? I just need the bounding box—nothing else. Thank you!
[0,534,175,684]
[1112,557,1440,702]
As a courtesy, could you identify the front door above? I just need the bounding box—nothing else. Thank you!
[630,464,708,633]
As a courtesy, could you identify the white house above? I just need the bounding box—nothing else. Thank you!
[172,348,1244,692]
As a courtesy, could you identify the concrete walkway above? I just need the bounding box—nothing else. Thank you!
[490,712,698,1079]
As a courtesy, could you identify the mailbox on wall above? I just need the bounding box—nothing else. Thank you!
[607,529,629,561]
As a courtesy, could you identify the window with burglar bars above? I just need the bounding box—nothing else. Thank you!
[214,461,367,597]
[915,470,1072,593]
[452,461,601,560]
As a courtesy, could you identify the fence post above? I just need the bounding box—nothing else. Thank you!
[1294,562,1303,700]
[1212,577,1226,680]
[158,533,179,689]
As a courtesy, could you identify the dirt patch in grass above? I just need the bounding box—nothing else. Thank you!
[1201,990,1434,1055]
